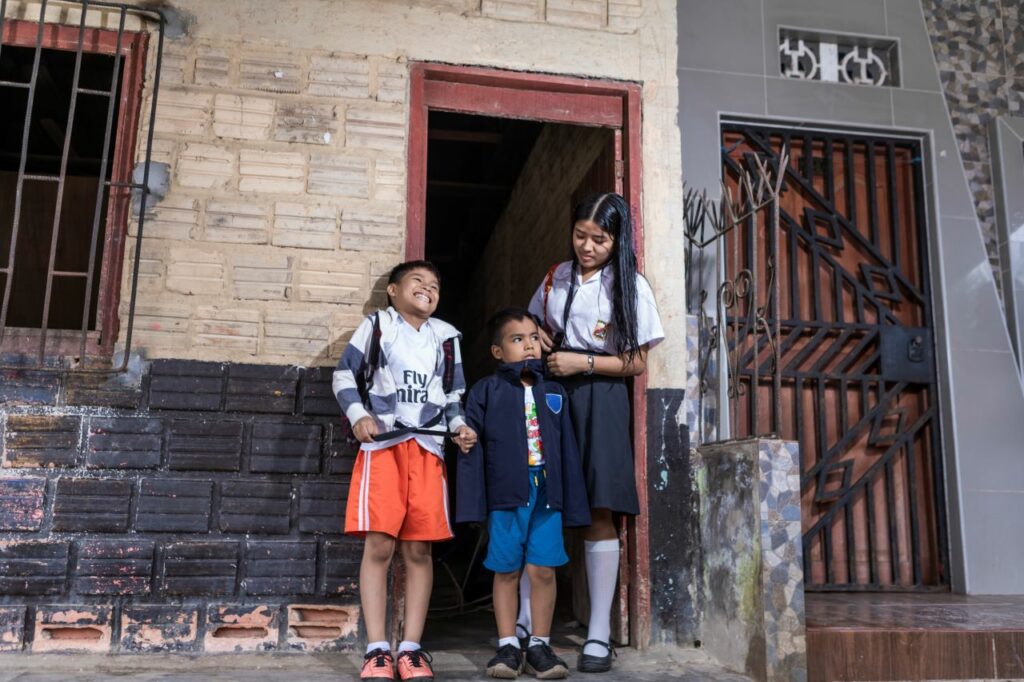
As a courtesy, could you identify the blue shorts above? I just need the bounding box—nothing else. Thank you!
[483,467,569,574]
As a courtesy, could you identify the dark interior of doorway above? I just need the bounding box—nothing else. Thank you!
[423,110,612,649]
[425,111,542,345]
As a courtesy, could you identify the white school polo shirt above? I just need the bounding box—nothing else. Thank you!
[527,261,665,354]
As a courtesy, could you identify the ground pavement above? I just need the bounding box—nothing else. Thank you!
[0,647,754,681]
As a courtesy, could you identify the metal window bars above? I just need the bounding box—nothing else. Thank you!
[0,0,164,373]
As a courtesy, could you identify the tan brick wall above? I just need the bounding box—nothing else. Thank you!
[118,34,408,365]
[4,0,682,387]
[462,124,608,376]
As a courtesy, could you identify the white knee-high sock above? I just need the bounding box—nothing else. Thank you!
[516,571,532,634]
[583,539,619,657]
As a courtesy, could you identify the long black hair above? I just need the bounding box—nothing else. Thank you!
[569,192,641,359]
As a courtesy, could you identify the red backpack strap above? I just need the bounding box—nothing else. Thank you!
[542,263,559,330]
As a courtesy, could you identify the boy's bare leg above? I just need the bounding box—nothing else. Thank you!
[399,540,433,643]
[525,563,556,638]
[361,532,397,643]
[493,570,521,639]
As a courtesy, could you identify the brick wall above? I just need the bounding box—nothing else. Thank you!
[124,33,407,366]
[0,0,685,655]
[462,124,608,373]
[0,0,686,387]
[0,360,360,653]
[1,0,651,368]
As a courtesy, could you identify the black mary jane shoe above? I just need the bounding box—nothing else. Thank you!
[577,639,616,673]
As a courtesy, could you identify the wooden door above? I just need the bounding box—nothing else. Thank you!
[721,124,948,590]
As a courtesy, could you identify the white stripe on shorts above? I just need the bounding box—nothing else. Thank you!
[441,471,452,536]
[359,451,372,531]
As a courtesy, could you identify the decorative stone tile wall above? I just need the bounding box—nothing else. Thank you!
[696,437,806,682]
[922,0,1024,302]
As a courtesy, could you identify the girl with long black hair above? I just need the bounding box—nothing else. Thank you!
[524,192,664,673]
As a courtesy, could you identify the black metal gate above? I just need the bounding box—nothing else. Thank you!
[720,123,948,590]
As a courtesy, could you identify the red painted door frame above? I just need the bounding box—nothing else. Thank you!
[405,62,650,648]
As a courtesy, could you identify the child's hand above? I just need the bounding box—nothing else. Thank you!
[453,426,478,453]
[352,416,380,443]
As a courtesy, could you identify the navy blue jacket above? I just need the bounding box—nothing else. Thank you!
[456,360,590,528]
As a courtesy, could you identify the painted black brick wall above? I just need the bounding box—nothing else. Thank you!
[0,359,360,653]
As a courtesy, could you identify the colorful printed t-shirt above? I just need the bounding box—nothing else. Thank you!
[524,390,544,466]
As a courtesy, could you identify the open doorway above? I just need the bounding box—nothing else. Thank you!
[405,64,648,652]
[424,110,615,646]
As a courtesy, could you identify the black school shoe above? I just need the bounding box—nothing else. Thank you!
[524,642,569,679]
[486,643,524,679]
[577,640,616,673]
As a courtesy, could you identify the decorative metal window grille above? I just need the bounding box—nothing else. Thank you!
[779,28,900,88]
[0,0,164,372]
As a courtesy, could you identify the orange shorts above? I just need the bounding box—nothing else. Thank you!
[344,438,453,541]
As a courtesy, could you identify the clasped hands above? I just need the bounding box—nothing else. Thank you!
[352,416,478,453]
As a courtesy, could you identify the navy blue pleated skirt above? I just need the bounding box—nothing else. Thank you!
[559,373,639,516]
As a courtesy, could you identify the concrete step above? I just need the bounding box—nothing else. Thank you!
[808,593,1024,681]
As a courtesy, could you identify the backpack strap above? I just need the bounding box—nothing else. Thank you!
[355,312,383,410]
[441,337,456,395]
[542,263,559,330]
[562,261,580,333]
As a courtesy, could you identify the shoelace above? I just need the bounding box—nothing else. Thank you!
[403,649,433,668]
[366,649,391,668]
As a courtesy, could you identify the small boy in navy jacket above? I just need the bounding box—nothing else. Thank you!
[457,308,590,680]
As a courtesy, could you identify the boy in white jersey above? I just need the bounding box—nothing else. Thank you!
[333,260,477,680]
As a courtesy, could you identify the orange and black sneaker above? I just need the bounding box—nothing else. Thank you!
[397,648,435,680]
[361,648,395,679]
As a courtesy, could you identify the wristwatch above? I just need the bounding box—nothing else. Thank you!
[584,354,595,375]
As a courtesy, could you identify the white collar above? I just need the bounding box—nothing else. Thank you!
[557,261,612,286]
[576,264,612,286]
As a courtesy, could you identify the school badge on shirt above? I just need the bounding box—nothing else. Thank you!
[593,319,610,341]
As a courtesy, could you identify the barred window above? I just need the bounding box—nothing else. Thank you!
[0,3,161,371]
